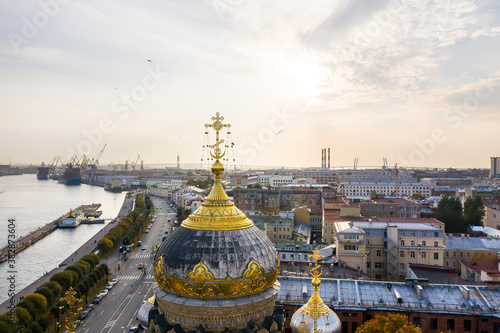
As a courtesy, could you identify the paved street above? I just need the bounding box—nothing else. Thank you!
[76,196,175,333]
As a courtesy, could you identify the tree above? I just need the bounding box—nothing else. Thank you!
[355,313,422,333]
[411,192,425,200]
[51,271,76,292]
[34,287,54,306]
[435,196,466,233]
[463,196,485,227]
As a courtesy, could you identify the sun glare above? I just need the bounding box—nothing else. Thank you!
[279,59,324,97]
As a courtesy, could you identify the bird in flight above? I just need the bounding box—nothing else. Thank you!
[147,59,152,62]
[277,130,283,135]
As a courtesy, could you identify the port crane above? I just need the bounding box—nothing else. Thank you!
[88,144,107,183]
[131,155,141,171]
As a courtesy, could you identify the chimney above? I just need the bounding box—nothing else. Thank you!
[328,147,331,169]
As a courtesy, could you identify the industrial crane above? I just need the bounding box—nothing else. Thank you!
[132,154,141,171]
[88,144,107,183]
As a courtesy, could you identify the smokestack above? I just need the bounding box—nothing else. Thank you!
[321,148,325,168]
[328,148,330,169]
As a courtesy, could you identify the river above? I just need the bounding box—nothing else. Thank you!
[0,174,127,303]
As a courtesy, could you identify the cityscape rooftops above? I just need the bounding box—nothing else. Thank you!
[461,259,500,277]
[470,226,500,238]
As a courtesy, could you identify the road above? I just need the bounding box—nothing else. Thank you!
[76,196,176,333]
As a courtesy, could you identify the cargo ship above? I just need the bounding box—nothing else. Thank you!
[58,164,81,185]
[104,178,123,193]
[37,162,49,180]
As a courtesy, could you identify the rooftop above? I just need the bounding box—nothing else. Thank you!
[277,277,500,314]
[353,221,441,231]
[445,236,500,250]
[470,226,500,238]
[461,259,500,276]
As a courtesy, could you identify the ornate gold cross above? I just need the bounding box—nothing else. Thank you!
[310,248,324,279]
[205,112,231,160]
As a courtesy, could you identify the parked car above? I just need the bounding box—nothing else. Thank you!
[78,311,89,320]
[138,263,143,270]
[99,289,108,297]
[72,320,81,328]
[145,229,149,233]
[138,241,142,246]
[142,246,146,251]
[110,279,118,285]
[106,283,113,290]
[92,295,102,304]
[85,304,94,312]
[128,326,139,333]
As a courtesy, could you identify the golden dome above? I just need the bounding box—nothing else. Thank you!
[153,113,279,301]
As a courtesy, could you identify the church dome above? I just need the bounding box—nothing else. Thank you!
[153,114,279,301]
[290,250,341,333]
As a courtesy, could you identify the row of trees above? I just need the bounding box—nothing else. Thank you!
[436,196,485,233]
[97,193,148,256]
[0,253,108,333]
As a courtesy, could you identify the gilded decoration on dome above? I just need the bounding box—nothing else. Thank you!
[180,112,255,231]
[154,255,278,299]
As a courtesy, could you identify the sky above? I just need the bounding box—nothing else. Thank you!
[1,0,500,169]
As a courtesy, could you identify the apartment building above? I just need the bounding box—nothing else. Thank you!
[360,197,421,219]
[332,220,446,281]
[252,215,294,243]
[295,169,337,184]
[280,189,322,214]
[339,181,432,198]
[483,205,500,229]
[233,188,280,212]
[229,173,258,186]
[444,235,500,270]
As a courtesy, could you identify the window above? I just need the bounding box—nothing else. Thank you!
[434,252,439,260]
[453,252,456,258]
[411,240,415,246]
[342,321,348,333]
[447,319,455,330]
[399,263,405,270]
[446,251,449,258]
[282,254,286,259]
[413,317,421,327]
[434,241,438,247]
[376,250,381,257]
[400,240,405,246]
[434,232,439,237]
[430,318,438,330]
[375,262,383,269]
[366,262,371,269]
[344,245,358,251]
[422,241,426,246]
[422,252,426,259]
[411,251,416,258]
[464,319,472,331]
[400,251,405,258]
[467,252,470,258]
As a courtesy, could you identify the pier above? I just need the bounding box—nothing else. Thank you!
[0,203,101,263]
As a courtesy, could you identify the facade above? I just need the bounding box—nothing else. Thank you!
[484,206,500,229]
[148,184,175,198]
[296,169,337,184]
[339,181,432,198]
[269,175,293,187]
[360,197,421,219]
[252,215,294,243]
[444,235,500,270]
[280,189,322,215]
[229,173,258,186]
[233,188,280,212]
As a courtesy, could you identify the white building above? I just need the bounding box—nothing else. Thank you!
[339,181,432,198]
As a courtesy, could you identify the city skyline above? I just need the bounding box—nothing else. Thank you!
[1,0,500,168]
